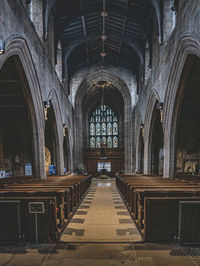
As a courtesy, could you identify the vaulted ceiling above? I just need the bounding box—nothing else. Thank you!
[44,0,163,86]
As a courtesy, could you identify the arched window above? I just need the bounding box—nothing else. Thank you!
[89,105,119,148]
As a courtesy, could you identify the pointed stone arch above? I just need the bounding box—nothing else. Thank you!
[0,37,45,178]
[46,91,64,175]
[163,36,200,178]
[74,68,133,173]
[143,89,161,174]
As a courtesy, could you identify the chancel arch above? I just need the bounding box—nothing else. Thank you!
[74,69,133,175]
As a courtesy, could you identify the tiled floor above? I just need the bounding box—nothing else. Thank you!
[61,179,143,242]
[1,179,200,265]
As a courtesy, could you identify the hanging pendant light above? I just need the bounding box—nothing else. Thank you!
[100,86,107,159]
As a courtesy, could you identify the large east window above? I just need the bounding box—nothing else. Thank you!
[89,104,118,148]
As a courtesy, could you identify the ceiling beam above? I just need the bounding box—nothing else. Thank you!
[117,0,129,65]
[59,9,149,43]
[62,32,144,81]
[80,0,90,67]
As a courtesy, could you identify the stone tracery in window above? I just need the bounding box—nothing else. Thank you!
[89,105,119,148]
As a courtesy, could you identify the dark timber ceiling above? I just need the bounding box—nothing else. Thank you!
[44,0,163,86]
[82,81,124,116]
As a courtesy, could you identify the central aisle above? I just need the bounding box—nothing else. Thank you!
[61,179,143,242]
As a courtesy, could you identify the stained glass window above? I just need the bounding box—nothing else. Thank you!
[90,137,95,148]
[113,136,118,148]
[107,123,112,135]
[113,122,118,135]
[107,137,112,148]
[90,123,95,136]
[89,105,119,148]
[96,123,100,135]
[96,137,101,148]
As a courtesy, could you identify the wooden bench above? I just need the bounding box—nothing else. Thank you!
[143,197,200,242]
[0,196,59,243]
[0,174,92,243]
[115,174,200,243]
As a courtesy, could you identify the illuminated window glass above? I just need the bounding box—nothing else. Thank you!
[102,123,106,135]
[96,123,100,135]
[96,137,101,148]
[107,123,112,135]
[102,136,106,146]
[90,137,95,148]
[113,122,118,135]
[89,105,119,148]
[107,136,112,148]
[113,136,118,148]
[90,123,95,136]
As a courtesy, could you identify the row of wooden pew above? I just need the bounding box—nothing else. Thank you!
[116,174,200,243]
[0,174,91,244]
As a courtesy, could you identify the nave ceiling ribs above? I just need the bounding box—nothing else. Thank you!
[52,0,161,86]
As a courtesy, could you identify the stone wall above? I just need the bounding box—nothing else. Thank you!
[134,0,200,177]
[0,0,73,177]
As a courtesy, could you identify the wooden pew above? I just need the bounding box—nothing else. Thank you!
[143,197,200,242]
[134,188,200,229]
[0,174,92,244]
[115,174,200,243]
[0,196,59,243]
